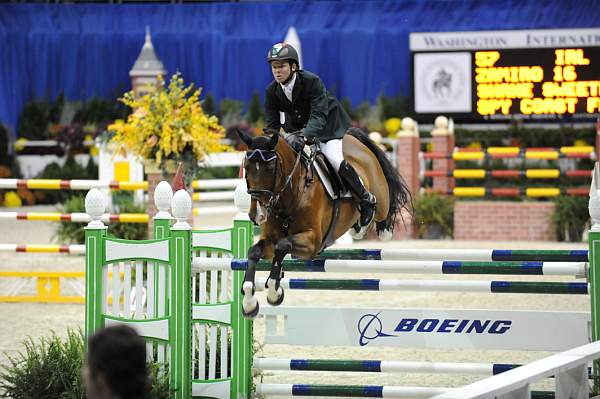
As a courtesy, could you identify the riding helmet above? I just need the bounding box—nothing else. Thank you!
[267,43,299,66]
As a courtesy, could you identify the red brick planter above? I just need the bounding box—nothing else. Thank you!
[453,201,556,241]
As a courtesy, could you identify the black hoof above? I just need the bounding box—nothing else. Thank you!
[266,287,285,306]
[242,302,260,319]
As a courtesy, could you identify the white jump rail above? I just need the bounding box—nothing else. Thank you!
[432,340,600,399]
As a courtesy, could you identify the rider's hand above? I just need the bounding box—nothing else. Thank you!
[304,136,317,145]
[289,134,305,152]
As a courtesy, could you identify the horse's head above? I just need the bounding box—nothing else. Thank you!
[237,129,287,225]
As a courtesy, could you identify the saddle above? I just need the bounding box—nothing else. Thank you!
[286,135,351,200]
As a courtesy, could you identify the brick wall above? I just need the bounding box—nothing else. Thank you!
[454,201,556,241]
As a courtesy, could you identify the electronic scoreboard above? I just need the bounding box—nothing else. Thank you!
[410,28,600,121]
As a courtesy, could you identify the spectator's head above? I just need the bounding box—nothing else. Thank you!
[84,325,149,399]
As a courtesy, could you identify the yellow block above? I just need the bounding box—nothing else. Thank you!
[118,181,148,190]
[116,213,149,223]
[192,181,200,189]
[454,169,486,179]
[0,272,85,304]
[526,169,560,179]
[525,151,559,160]
[453,187,486,197]
[487,147,520,155]
[193,193,201,201]
[560,146,594,154]
[24,245,63,253]
[27,179,62,189]
[25,212,63,221]
[114,161,130,182]
[526,188,560,197]
[453,152,484,161]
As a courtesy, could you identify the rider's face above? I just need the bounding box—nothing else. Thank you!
[271,61,294,83]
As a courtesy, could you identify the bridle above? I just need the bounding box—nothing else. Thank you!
[244,146,303,217]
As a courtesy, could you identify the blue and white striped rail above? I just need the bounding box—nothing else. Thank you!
[318,248,589,262]
[255,384,452,398]
[253,278,588,294]
[254,358,518,375]
[194,258,587,276]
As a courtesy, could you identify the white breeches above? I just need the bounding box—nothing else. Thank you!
[319,139,344,171]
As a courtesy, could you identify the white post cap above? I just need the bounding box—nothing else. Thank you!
[171,189,192,230]
[154,181,173,219]
[85,188,106,228]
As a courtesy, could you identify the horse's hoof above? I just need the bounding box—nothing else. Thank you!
[242,281,255,296]
[267,286,285,306]
[349,224,368,240]
[378,229,393,241]
[242,301,260,319]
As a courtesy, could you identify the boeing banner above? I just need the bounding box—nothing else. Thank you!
[262,307,590,352]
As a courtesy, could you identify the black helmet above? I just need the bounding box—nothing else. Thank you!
[267,43,299,66]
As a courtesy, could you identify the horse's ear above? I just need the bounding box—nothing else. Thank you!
[236,128,253,149]
[268,132,279,149]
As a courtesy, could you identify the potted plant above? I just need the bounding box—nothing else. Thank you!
[412,193,454,239]
[107,73,228,236]
[107,72,227,187]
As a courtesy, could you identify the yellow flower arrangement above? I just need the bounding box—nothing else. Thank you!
[108,73,227,182]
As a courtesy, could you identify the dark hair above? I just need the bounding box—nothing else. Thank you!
[87,325,149,398]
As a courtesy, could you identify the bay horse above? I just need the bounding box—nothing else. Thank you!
[237,128,410,317]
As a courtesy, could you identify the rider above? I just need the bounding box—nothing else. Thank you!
[264,42,376,230]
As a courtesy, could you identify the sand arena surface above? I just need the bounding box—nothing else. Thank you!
[0,204,590,397]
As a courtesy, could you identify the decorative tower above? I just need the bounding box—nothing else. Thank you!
[98,28,165,212]
[129,27,167,236]
[129,27,166,97]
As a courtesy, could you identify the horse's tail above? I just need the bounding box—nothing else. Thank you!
[347,127,412,234]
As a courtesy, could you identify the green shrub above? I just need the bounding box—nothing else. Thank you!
[55,195,86,244]
[17,95,63,141]
[0,329,172,399]
[202,93,217,117]
[55,194,147,244]
[245,91,264,124]
[35,156,98,204]
[412,193,454,239]
[552,195,589,242]
[72,96,129,126]
[0,329,85,399]
[109,199,148,241]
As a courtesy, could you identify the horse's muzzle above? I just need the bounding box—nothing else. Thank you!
[249,199,269,226]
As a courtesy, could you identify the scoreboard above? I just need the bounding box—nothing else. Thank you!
[410,28,600,121]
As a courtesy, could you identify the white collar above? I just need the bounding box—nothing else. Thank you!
[280,72,297,92]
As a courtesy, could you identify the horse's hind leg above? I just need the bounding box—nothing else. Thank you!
[265,237,292,306]
[242,239,267,318]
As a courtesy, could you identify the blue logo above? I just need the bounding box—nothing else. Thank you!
[357,313,512,346]
[357,313,395,346]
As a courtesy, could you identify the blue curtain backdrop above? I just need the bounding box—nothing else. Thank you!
[0,1,599,136]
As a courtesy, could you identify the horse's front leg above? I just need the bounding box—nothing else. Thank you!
[242,239,272,318]
[265,237,293,306]
[265,231,320,306]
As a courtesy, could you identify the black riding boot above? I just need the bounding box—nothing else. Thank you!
[338,160,376,227]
